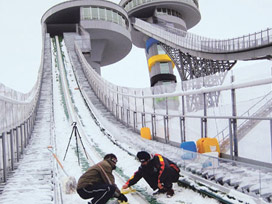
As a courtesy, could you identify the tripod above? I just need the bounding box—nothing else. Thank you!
[63,122,88,165]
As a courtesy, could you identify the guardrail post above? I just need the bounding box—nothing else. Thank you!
[142,91,145,127]
[27,119,30,145]
[24,122,27,148]
[116,87,119,119]
[180,116,185,143]
[15,127,19,162]
[121,89,124,123]
[9,130,14,170]
[2,132,7,182]
[164,115,169,143]
[134,91,137,128]
[231,74,238,157]
[133,111,136,131]
[270,119,272,162]
[203,92,207,138]
[151,114,156,139]
[20,123,24,154]
[229,118,234,160]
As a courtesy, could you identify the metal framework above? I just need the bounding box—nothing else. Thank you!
[160,43,237,81]
[161,43,237,111]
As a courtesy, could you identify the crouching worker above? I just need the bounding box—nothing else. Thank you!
[77,153,128,204]
[122,151,180,197]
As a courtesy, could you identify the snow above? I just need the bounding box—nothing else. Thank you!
[0,38,223,204]
[1,36,272,204]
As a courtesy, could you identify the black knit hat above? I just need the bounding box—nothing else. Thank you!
[137,151,150,162]
[104,153,117,164]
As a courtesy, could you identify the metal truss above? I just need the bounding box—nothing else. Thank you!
[160,43,237,112]
[160,43,237,81]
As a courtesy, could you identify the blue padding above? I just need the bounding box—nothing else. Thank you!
[180,141,197,152]
[146,38,159,54]
[180,141,197,160]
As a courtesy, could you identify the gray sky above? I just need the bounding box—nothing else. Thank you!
[1,0,272,92]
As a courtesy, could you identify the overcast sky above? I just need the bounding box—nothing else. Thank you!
[1,0,272,92]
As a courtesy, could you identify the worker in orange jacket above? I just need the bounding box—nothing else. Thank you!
[122,151,180,197]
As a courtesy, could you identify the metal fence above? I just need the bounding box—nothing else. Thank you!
[133,18,272,53]
[75,41,272,164]
[74,41,272,201]
[0,36,45,183]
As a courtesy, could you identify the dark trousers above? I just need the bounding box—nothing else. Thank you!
[161,167,180,189]
[77,184,116,204]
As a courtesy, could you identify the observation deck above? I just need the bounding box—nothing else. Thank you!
[41,0,132,66]
[119,0,201,48]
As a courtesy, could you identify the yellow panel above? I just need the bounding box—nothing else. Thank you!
[148,54,175,72]
[203,138,220,155]
[197,138,220,155]
[140,127,152,140]
[196,138,206,153]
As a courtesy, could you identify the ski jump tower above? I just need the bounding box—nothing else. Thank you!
[42,0,202,87]
[119,0,200,87]
[42,0,132,74]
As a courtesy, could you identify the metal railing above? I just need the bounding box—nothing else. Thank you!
[133,18,272,53]
[0,34,48,183]
[74,41,272,201]
[74,41,272,163]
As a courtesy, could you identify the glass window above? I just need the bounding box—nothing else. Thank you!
[118,15,123,26]
[122,17,126,27]
[92,7,98,19]
[113,11,118,24]
[99,8,106,20]
[157,45,165,54]
[106,9,112,21]
[129,1,133,9]
[82,8,91,20]
[160,62,170,74]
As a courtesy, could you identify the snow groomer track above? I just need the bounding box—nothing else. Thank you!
[0,0,272,203]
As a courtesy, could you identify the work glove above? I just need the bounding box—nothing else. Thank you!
[118,193,128,202]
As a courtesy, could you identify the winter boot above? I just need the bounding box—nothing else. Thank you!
[166,189,174,198]
[153,188,167,195]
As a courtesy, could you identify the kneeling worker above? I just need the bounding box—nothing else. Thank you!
[122,151,180,197]
[77,153,127,204]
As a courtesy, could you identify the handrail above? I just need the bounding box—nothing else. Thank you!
[74,41,272,118]
[133,18,272,54]
[73,40,272,202]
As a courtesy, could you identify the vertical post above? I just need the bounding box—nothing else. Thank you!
[231,74,238,157]
[20,124,24,154]
[9,130,14,170]
[201,118,203,138]
[15,127,19,162]
[151,115,154,140]
[127,94,130,126]
[116,87,119,119]
[24,122,27,148]
[2,132,7,182]
[163,116,169,143]
[181,81,186,141]
[270,120,272,162]
[180,116,185,143]
[133,111,136,131]
[229,119,234,160]
[203,92,207,138]
[142,91,145,127]
[134,91,137,128]
[27,119,30,145]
